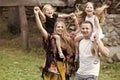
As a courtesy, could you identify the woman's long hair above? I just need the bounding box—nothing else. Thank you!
[54,21,75,56]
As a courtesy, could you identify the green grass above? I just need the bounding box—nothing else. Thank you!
[99,60,120,80]
[0,47,120,80]
[0,47,44,80]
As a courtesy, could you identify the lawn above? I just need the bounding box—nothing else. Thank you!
[0,46,120,80]
[0,47,44,80]
[99,60,120,80]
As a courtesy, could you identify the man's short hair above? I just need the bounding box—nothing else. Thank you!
[81,21,93,29]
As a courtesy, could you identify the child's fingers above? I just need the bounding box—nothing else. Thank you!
[34,6,40,11]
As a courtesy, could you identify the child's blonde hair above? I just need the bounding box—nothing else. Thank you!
[42,4,56,13]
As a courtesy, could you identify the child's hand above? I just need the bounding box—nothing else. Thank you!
[34,6,40,14]
[94,33,99,42]
[70,13,77,20]
[59,52,65,61]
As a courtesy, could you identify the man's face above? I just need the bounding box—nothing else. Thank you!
[81,23,93,39]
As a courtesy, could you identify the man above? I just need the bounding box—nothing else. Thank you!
[74,21,109,80]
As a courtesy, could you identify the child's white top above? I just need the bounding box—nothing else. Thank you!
[85,15,97,32]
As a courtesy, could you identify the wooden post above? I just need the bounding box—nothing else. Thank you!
[19,6,29,50]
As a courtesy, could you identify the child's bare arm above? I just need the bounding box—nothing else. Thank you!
[94,16,101,40]
[34,6,46,22]
[58,13,71,18]
[72,13,79,29]
[71,13,80,34]
[39,9,46,22]
[34,7,48,40]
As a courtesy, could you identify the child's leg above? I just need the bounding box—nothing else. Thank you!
[92,42,99,58]
[53,34,65,59]
[91,42,100,64]
[54,35,62,52]
[91,32,99,58]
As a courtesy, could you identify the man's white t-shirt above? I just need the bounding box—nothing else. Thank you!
[77,39,100,76]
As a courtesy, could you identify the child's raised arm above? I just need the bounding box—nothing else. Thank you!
[94,16,101,41]
[34,7,48,40]
[34,6,46,22]
[71,13,80,34]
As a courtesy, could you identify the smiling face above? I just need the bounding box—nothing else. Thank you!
[85,2,94,16]
[43,4,54,18]
[81,22,93,39]
[54,21,66,35]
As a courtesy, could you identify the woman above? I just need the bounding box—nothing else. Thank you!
[34,7,76,80]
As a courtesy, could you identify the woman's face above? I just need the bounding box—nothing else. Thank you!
[55,22,65,35]
[85,3,94,15]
